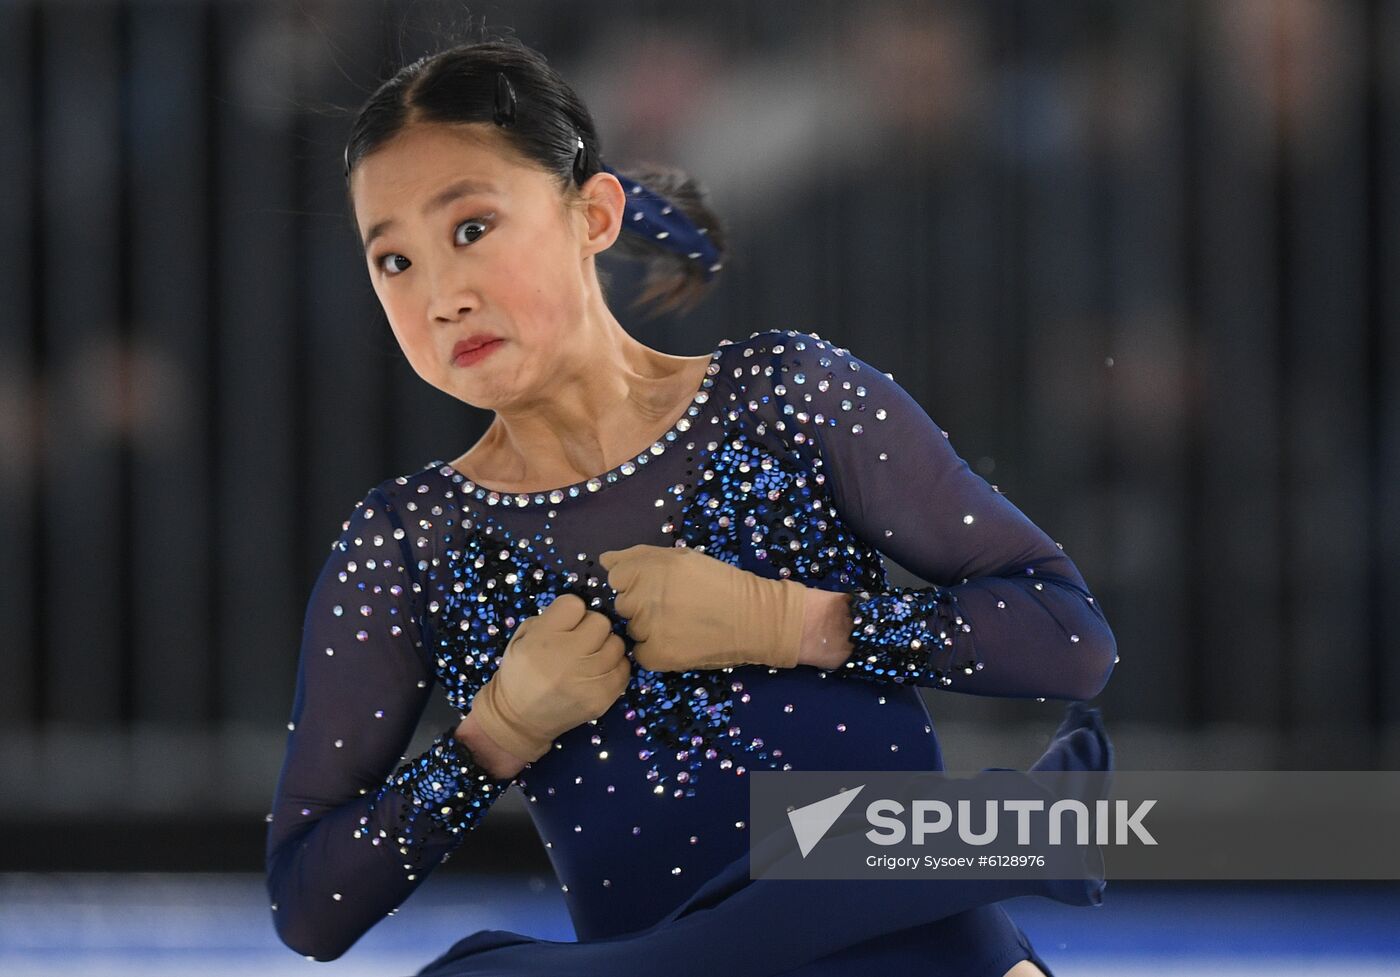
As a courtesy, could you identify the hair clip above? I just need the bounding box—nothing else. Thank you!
[573,134,589,183]
[493,71,517,126]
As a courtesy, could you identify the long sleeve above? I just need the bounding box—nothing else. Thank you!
[748,330,1116,700]
[264,483,516,961]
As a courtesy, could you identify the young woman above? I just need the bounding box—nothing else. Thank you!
[264,36,1117,977]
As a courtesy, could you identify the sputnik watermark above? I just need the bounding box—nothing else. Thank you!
[785,784,1154,857]
[863,797,1156,847]
[750,771,1400,881]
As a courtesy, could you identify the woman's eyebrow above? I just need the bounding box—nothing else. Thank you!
[362,178,504,253]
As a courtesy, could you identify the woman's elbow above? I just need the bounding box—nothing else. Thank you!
[272,907,354,962]
[1063,624,1116,701]
[266,863,356,962]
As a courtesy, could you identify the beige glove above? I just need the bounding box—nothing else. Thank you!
[469,593,632,764]
[598,544,808,672]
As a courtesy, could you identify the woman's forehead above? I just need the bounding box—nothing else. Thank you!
[354,126,519,194]
[351,129,556,242]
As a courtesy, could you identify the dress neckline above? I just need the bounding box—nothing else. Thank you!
[432,343,727,509]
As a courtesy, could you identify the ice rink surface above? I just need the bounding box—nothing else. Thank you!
[2,874,1398,976]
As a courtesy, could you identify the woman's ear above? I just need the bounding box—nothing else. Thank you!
[576,169,626,259]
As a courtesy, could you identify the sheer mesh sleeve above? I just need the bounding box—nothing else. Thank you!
[264,484,516,961]
[750,330,1116,700]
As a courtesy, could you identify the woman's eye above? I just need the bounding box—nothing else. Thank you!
[454,215,491,246]
[375,215,494,277]
[378,253,410,275]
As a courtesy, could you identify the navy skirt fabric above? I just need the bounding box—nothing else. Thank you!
[412,703,1110,977]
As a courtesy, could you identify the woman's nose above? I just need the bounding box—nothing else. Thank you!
[427,274,479,322]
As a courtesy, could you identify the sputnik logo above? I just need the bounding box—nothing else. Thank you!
[787,785,865,858]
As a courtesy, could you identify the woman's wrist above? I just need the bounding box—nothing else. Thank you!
[796,587,855,670]
[455,710,529,780]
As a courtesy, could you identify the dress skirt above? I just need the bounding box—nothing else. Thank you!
[411,703,1111,977]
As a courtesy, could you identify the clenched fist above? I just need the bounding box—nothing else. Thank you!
[469,593,632,764]
[598,544,808,672]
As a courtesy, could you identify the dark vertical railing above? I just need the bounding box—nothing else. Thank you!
[0,2,40,730]
[41,5,125,727]
[0,0,1395,823]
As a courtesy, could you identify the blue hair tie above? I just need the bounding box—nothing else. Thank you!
[598,159,722,282]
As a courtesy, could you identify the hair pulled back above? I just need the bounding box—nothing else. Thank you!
[344,35,727,320]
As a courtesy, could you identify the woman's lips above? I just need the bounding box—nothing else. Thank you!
[453,339,504,367]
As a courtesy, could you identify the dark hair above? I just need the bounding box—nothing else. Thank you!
[343,35,727,320]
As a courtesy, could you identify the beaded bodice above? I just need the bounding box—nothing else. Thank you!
[265,329,1117,961]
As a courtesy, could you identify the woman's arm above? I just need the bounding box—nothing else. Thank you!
[455,710,528,780]
[798,587,857,669]
[265,484,516,961]
[748,330,1117,700]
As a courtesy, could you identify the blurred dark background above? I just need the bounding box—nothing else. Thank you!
[1,0,1397,881]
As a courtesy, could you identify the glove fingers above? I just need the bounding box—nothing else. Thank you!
[571,607,612,645]
[599,655,633,698]
[612,589,638,621]
[541,592,588,630]
[583,635,630,679]
[624,608,649,641]
[581,628,625,666]
[600,547,645,592]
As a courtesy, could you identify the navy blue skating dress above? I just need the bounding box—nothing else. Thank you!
[265,329,1118,976]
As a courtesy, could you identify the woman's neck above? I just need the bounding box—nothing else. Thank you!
[451,343,712,494]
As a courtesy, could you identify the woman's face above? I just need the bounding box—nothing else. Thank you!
[349,122,621,410]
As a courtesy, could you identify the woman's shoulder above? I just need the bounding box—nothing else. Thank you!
[716,328,895,404]
[323,464,468,584]
[718,328,869,376]
[337,462,462,538]
[720,326,831,355]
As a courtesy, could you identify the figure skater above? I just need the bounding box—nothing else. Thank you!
[265,35,1117,977]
